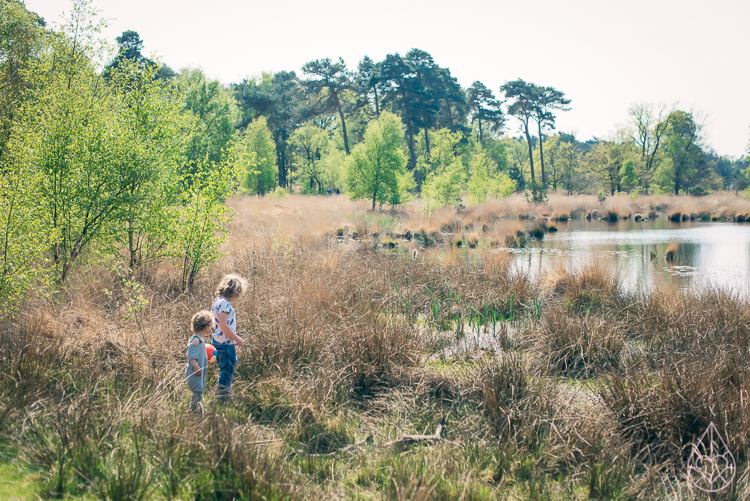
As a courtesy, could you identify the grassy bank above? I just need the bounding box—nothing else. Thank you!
[3,193,750,500]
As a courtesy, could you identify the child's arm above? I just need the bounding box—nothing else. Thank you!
[218,311,244,347]
[189,359,202,377]
[187,337,203,376]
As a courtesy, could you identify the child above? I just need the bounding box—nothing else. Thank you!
[211,274,247,402]
[186,310,212,414]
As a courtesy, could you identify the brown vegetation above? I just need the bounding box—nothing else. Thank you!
[5,193,750,498]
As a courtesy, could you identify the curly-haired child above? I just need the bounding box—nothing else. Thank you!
[186,310,212,413]
[211,274,247,402]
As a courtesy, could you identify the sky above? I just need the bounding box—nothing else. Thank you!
[25,0,750,158]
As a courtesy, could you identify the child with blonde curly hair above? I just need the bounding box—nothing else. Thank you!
[211,274,247,402]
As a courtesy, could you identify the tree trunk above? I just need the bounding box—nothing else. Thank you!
[524,121,535,183]
[334,93,350,155]
[407,125,419,192]
[445,99,454,132]
[424,127,431,171]
[537,121,546,187]
[373,87,380,118]
[276,136,286,188]
[478,117,483,143]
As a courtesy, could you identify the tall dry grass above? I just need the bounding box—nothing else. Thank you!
[6,192,750,498]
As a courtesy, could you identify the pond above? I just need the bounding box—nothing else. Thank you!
[506,218,750,294]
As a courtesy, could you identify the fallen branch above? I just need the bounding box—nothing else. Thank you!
[247,438,283,445]
[384,422,444,447]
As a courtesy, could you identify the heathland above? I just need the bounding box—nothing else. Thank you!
[3,192,750,500]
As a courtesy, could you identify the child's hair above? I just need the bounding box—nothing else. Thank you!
[215,274,247,299]
[191,310,213,333]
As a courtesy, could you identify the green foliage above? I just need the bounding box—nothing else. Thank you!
[320,149,347,192]
[525,180,548,205]
[292,124,330,193]
[0,0,47,161]
[468,150,492,204]
[238,117,277,195]
[416,128,467,183]
[108,60,186,268]
[619,159,639,193]
[171,157,237,291]
[346,112,408,209]
[23,19,133,282]
[491,172,517,200]
[664,110,703,194]
[0,133,51,316]
[179,68,239,175]
[688,185,709,197]
[422,160,465,210]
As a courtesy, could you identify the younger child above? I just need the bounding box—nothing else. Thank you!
[211,274,247,402]
[186,310,212,413]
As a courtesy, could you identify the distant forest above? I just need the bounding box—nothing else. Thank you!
[3,1,749,206]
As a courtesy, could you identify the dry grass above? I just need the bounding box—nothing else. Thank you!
[6,193,750,498]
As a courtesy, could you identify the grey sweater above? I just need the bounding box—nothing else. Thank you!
[185,335,208,393]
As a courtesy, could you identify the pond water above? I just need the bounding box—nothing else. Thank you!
[505,218,750,294]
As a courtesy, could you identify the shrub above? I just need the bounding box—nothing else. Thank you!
[688,185,709,197]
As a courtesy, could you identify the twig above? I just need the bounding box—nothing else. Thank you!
[247,438,283,445]
[384,421,444,447]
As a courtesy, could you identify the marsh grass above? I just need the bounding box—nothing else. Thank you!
[6,193,750,498]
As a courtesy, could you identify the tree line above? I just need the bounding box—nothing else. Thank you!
[1,0,749,314]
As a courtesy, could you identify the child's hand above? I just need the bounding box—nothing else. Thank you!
[193,367,202,376]
[235,338,245,347]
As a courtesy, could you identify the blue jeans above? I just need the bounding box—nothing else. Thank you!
[214,344,237,400]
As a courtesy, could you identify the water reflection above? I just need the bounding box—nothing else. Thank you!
[504,220,750,294]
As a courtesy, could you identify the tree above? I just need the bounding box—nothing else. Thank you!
[102,30,158,80]
[0,0,49,313]
[664,110,703,194]
[320,149,346,192]
[468,150,492,204]
[232,71,304,188]
[467,81,505,143]
[13,2,147,282]
[558,140,581,195]
[415,128,465,183]
[628,102,675,182]
[302,58,352,155]
[179,69,239,176]
[355,56,383,119]
[379,52,436,190]
[422,161,464,210]
[171,158,236,291]
[292,124,329,193]
[586,141,628,196]
[237,117,277,195]
[108,60,185,269]
[404,49,443,172]
[0,0,46,163]
[619,159,639,193]
[531,86,570,187]
[502,79,539,184]
[345,112,407,209]
[435,67,466,133]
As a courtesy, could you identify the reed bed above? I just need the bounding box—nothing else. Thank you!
[4,193,750,499]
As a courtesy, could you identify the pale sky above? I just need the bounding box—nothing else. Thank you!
[25,0,750,158]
